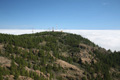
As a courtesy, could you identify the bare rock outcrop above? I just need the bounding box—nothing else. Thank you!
[18,76,33,80]
[25,66,49,79]
[3,75,33,80]
[55,59,85,80]
[0,56,11,67]
[3,75,14,80]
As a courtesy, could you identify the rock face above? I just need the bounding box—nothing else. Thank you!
[3,75,14,80]
[18,76,33,80]
[56,59,82,71]
[25,66,49,79]
[78,44,97,64]
[55,59,85,80]
[0,56,11,67]
[80,51,95,64]
[3,75,33,80]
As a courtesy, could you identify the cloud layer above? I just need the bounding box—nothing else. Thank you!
[63,30,120,52]
[0,29,120,51]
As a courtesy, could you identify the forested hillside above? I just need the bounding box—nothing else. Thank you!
[0,31,120,80]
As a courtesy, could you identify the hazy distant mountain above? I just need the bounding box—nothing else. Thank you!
[0,31,120,80]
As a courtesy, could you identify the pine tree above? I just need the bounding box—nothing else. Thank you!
[0,72,3,80]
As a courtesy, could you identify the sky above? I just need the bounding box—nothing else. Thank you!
[0,29,120,52]
[0,0,120,29]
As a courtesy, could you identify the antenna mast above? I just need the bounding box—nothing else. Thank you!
[32,28,34,34]
[56,25,58,31]
[52,27,54,32]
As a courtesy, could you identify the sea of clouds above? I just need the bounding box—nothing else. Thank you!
[0,29,120,52]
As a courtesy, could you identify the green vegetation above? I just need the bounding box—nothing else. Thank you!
[0,31,120,80]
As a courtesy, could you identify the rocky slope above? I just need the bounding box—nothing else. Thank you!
[0,31,120,80]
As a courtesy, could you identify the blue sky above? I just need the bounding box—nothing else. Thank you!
[0,0,120,29]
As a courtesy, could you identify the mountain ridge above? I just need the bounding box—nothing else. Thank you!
[0,31,120,80]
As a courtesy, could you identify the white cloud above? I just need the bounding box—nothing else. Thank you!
[63,30,120,52]
[0,29,47,35]
[0,29,120,52]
